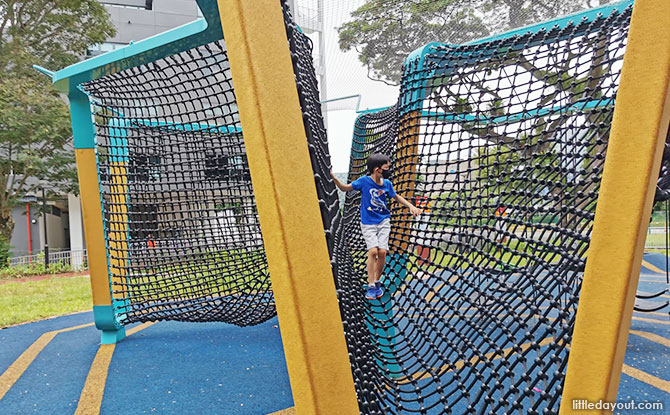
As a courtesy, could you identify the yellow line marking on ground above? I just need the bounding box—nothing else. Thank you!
[424,283,444,302]
[125,322,154,336]
[267,407,296,415]
[74,345,115,415]
[412,275,462,302]
[74,322,154,415]
[634,310,670,318]
[633,316,670,325]
[401,337,555,383]
[630,330,670,347]
[641,260,666,275]
[622,364,670,392]
[640,271,667,277]
[0,322,94,401]
[638,277,667,281]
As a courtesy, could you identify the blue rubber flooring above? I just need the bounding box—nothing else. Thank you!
[0,252,668,414]
[0,315,293,415]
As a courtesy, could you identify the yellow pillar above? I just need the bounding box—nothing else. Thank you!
[559,0,670,412]
[217,1,359,413]
[70,88,126,344]
[76,150,114,309]
[392,111,421,252]
[107,161,129,302]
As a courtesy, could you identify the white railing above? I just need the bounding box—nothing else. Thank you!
[645,227,668,249]
[8,249,88,271]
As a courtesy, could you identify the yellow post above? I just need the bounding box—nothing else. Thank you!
[559,0,670,412]
[218,1,359,414]
[70,88,126,344]
[392,111,421,252]
[107,161,129,302]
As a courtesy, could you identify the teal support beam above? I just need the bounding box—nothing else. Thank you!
[399,0,635,116]
[51,0,224,94]
[94,306,127,344]
[469,0,634,45]
[70,88,96,150]
[69,83,125,344]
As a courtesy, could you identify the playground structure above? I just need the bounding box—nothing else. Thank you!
[42,0,670,414]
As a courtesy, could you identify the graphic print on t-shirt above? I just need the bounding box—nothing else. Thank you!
[368,188,389,214]
[351,175,396,224]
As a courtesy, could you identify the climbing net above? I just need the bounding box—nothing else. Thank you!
[290,2,633,414]
[77,0,637,411]
[81,41,275,326]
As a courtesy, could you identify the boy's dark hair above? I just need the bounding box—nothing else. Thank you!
[366,153,390,174]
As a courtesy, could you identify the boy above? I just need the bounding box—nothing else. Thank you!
[331,153,421,300]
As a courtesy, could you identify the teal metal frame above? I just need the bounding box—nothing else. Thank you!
[37,0,225,341]
[49,0,223,95]
[397,0,635,115]
[349,0,634,379]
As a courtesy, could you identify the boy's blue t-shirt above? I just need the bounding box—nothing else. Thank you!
[351,175,396,225]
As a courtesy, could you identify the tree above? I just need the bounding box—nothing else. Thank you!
[0,1,116,245]
[341,0,622,256]
[338,0,614,85]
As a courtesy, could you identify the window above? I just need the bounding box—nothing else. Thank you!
[128,202,158,241]
[130,155,161,182]
[205,154,250,182]
[87,42,127,57]
[100,0,152,10]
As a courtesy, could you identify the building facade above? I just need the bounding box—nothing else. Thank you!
[8,0,325,264]
[9,1,202,261]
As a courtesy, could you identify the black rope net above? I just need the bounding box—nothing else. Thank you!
[76,0,640,411]
[655,129,670,203]
[288,2,633,414]
[80,41,275,326]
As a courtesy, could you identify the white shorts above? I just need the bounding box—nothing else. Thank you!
[361,219,391,251]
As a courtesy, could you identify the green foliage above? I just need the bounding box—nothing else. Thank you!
[338,0,487,85]
[429,129,589,232]
[338,0,613,85]
[109,249,270,303]
[0,258,74,280]
[0,0,116,241]
[0,275,91,328]
[649,201,670,227]
[0,0,117,71]
[0,236,10,267]
[216,201,245,222]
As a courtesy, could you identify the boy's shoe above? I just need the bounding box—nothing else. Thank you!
[375,280,384,290]
[375,285,384,299]
[366,286,377,300]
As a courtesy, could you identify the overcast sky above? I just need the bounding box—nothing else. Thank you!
[301,0,400,173]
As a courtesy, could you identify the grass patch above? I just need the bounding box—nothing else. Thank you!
[644,232,669,248]
[113,249,271,302]
[0,276,92,328]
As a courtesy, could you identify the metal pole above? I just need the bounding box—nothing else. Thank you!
[42,187,49,268]
[317,0,328,130]
[26,203,32,262]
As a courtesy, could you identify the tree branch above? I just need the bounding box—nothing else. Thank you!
[431,92,521,148]
[366,65,398,86]
[10,172,30,199]
[27,21,69,49]
[21,4,56,39]
[15,0,32,29]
